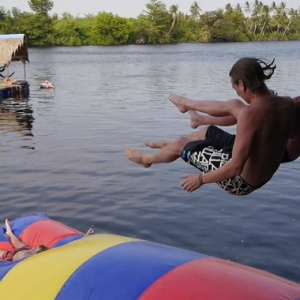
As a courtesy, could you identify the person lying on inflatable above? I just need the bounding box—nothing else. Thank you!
[0,219,49,262]
[0,219,94,262]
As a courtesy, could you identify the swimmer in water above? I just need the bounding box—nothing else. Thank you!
[41,80,55,89]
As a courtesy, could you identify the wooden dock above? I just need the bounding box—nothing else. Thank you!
[0,82,30,99]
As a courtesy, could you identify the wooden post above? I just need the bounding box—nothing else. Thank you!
[23,62,26,80]
[6,64,9,77]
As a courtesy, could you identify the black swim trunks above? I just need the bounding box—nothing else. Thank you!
[181,126,255,196]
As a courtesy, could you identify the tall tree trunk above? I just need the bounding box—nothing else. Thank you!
[260,19,267,34]
[283,20,291,35]
[167,17,176,35]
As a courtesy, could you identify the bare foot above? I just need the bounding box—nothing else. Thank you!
[188,110,204,129]
[125,148,152,168]
[169,94,188,113]
[144,141,170,149]
[5,219,12,237]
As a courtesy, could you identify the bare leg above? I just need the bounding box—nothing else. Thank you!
[188,111,237,129]
[126,128,208,168]
[144,127,209,150]
[144,140,173,149]
[145,112,237,150]
[169,94,246,118]
[5,219,26,249]
[0,249,6,257]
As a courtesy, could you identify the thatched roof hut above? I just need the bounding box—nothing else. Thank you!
[0,34,29,66]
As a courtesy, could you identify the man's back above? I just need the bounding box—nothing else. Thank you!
[241,95,295,187]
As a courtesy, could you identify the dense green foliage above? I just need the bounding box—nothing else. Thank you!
[0,0,300,46]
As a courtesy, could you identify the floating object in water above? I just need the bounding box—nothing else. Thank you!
[0,213,300,299]
[40,80,55,89]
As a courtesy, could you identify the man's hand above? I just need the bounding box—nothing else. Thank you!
[181,174,203,193]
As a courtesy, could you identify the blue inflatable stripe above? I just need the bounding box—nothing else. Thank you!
[0,233,9,244]
[53,235,84,248]
[0,260,22,281]
[54,241,208,300]
[0,214,49,241]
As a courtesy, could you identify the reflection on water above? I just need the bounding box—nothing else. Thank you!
[0,98,35,149]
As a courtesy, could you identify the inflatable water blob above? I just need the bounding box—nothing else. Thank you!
[0,213,300,300]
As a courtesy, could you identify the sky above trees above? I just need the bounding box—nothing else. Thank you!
[1,0,299,18]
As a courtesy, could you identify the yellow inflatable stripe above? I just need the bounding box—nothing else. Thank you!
[0,234,138,300]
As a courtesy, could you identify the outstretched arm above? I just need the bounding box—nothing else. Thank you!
[181,108,255,192]
[201,108,255,184]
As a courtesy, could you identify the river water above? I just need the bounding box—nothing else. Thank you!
[0,41,300,282]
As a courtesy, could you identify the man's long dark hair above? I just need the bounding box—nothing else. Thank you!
[229,58,276,93]
[36,244,49,254]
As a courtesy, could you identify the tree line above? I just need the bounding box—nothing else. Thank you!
[0,0,299,46]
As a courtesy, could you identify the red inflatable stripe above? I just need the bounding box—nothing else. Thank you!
[19,220,83,248]
[139,258,300,300]
[0,241,13,251]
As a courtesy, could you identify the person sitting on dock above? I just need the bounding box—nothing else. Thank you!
[2,76,17,86]
[0,219,95,262]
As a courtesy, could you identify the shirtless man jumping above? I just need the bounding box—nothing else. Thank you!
[183,96,300,163]
[125,57,297,196]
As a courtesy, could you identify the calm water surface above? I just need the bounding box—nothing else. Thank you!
[1,42,300,282]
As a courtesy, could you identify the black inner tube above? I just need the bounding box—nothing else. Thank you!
[14,80,28,86]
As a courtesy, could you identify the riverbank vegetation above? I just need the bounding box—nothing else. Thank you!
[0,0,300,46]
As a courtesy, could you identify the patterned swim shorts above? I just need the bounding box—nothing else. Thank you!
[181,126,255,196]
